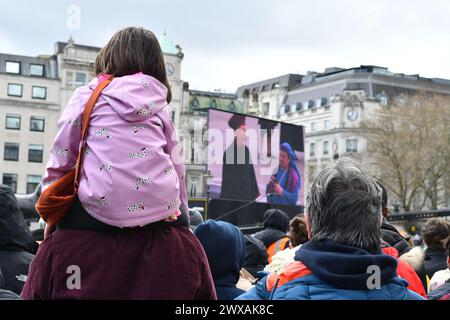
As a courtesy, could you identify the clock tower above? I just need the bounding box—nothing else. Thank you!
[159,32,184,129]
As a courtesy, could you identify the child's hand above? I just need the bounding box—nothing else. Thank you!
[164,212,179,222]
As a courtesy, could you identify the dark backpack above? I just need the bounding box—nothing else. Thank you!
[243,234,269,278]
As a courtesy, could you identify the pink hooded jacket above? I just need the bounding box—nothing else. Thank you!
[42,72,188,227]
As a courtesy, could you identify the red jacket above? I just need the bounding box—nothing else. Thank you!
[382,246,427,298]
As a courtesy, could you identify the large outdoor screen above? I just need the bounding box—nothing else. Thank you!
[207,109,305,207]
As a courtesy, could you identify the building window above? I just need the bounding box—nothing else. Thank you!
[28,144,43,163]
[6,61,20,74]
[284,104,291,114]
[295,102,302,112]
[4,143,19,161]
[308,166,316,184]
[75,72,86,86]
[27,175,41,194]
[30,64,45,77]
[309,142,316,157]
[32,86,47,99]
[310,122,316,132]
[261,102,269,115]
[30,116,45,132]
[321,97,328,107]
[323,141,329,155]
[189,176,199,197]
[5,115,21,130]
[346,139,358,153]
[324,119,331,130]
[308,100,315,109]
[2,174,18,193]
[7,83,23,97]
[272,82,280,89]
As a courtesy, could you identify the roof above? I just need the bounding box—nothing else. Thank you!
[54,41,101,55]
[188,90,243,113]
[159,35,183,56]
[236,74,303,97]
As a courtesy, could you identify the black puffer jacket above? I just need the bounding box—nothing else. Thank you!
[0,267,21,300]
[0,185,35,295]
[424,247,448,279]
[381,222,411,257]
[253,209,289,248]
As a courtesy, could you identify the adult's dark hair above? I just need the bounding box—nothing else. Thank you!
[422,218,450,249]
[376,181,388,218]
[306,158,383,253]
[94,27,172,102]
[377,181,387,208]
[288,215,308,247]
[263,209,289,233]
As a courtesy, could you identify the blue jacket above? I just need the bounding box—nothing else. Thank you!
[195,220,246,300]
[236,240,425,300]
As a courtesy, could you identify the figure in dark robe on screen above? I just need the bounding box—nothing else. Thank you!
[266,142,301,205]
[220,114,260,202]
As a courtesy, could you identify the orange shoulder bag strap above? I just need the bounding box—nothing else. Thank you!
[73,76,114,191]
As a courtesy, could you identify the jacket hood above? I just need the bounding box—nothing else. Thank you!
[263,209,289,232]
[295,240,398,290]
[399,246,425,272]
[428,281,450,300]
[88,72,169,122]
[194,220,246,287]
[0,185,34,252]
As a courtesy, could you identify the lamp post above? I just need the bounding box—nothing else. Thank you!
[332,139,339,160]
[203,169,213,219]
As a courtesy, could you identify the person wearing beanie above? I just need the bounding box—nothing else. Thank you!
[252,209,290,263]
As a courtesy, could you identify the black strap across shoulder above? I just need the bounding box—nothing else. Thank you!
[57,198,189,232]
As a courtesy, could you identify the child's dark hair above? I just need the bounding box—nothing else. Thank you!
[422,218,450,248]
[95,27,172,102]
[288,215,309,247]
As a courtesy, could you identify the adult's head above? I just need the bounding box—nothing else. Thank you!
[189,209,204,231]
[422,218,450,249]
[194,220,246,289]
[288,215,309,247]
[306,158,383,253]
[228,114,247,146]
[0,185,34,252]
[263,209,289,233]
[279,142,296,170]
[377,181,389,218]
[94,26,172,102]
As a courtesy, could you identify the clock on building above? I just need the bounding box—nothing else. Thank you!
[347,109,358,121]
[166,63,175,77]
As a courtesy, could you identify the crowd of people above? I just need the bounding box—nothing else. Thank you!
[1,27,449,301]
[1,158,450,300]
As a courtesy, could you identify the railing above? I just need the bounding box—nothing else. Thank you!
[387,209,450,222]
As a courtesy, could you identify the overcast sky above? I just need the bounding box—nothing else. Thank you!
[1,0,449,92]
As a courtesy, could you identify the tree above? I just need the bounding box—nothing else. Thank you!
[358,92,450,211]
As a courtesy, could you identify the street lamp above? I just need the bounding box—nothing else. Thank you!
[203,169,213,220]
[203,169,213,199]
[332,139,339,160]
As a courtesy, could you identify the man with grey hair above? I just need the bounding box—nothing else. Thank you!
[236,158,424,300]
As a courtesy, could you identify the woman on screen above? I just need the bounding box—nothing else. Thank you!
[266,142,301,205]
[220,114,260,202]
